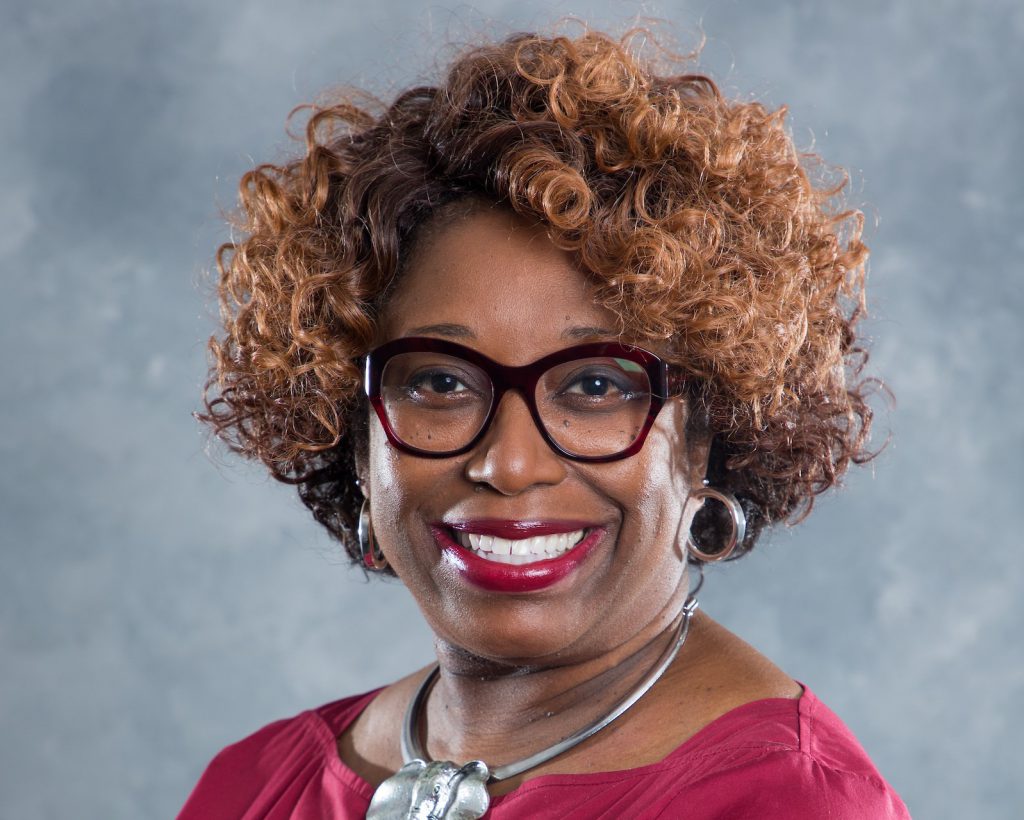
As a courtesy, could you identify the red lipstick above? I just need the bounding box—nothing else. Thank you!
[447,520,591,538]
[430,521,604,593]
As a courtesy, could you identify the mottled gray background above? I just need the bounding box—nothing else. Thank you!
[1,0,1020,817]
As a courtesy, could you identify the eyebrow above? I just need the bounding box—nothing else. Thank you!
[562,325,615,340]
[405,323,477,339]
[405,323,615,341]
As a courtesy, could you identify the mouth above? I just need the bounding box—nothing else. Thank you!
[449,528,588,565]
[431,521,604,593]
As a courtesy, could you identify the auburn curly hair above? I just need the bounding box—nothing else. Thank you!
[200,28,878,565]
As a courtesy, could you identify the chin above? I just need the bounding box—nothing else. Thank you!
[428,594,594,673]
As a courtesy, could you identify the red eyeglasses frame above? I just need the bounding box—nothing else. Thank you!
[363,337,685,463]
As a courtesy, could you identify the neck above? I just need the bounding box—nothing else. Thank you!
[420,593,690,769]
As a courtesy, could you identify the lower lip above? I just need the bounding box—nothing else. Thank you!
[430,526,604,593]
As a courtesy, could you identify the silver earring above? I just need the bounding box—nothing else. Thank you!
[686,484,746,562]
[358,500,389,571]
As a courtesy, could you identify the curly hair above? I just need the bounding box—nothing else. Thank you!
[200,28,878,565]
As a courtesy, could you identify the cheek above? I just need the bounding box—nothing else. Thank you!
[365,420,455,570]
[639,419,695,509]
[366,421,414,547]
[367,420,399,494]
[628,464,687,556]
[616,414,701,560]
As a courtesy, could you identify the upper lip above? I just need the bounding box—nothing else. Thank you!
[443,519,597,538]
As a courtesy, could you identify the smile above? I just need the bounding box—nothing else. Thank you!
[431,521,604,593]
[451,529,588,564]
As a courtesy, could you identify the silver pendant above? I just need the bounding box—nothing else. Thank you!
[366,758,491,819]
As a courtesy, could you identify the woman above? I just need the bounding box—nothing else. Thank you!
[182,29,909,819]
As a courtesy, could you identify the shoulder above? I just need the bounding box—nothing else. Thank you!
[660,688,911,819]
[177,690,379,818]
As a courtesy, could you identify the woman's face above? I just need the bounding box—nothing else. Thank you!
[365,208,709,668]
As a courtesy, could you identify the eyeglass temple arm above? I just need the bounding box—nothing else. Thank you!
[666,365,689,397]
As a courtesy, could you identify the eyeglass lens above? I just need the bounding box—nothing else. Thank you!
[379,352,653,457]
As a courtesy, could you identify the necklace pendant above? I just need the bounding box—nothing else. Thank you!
[366,758,491,820]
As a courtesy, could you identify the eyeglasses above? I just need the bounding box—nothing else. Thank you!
[364,337,684,462]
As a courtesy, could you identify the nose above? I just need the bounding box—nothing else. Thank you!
[463,389,567,495]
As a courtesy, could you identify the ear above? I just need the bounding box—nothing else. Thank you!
[669,399,713,562]
[685,428,712,486]
[353,444,370,499]
[350,396,372,499]
[681,398,713,485]
[661,397,712,509]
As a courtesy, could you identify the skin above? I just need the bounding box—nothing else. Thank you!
[338,207,800,796]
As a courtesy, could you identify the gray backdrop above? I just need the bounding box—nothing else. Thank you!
[1,0,1021,817]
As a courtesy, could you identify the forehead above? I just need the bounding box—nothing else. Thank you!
[379,208,620,362]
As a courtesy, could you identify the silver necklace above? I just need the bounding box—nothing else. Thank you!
[366,596,699,819]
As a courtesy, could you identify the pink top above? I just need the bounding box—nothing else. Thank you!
[179,686,909,818]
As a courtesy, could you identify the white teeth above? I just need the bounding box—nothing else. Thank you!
[467,532,495,552]
[453,528,588,563]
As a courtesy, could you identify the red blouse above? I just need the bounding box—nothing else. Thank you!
[179,686,909,818]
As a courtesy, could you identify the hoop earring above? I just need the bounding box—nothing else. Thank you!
[686,484,746,562]
[358,500,389,572]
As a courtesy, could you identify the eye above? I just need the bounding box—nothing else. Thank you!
[558,366,643,403]
[565,373,625,397]
[409,369,471,395]
[543,357,651,414]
